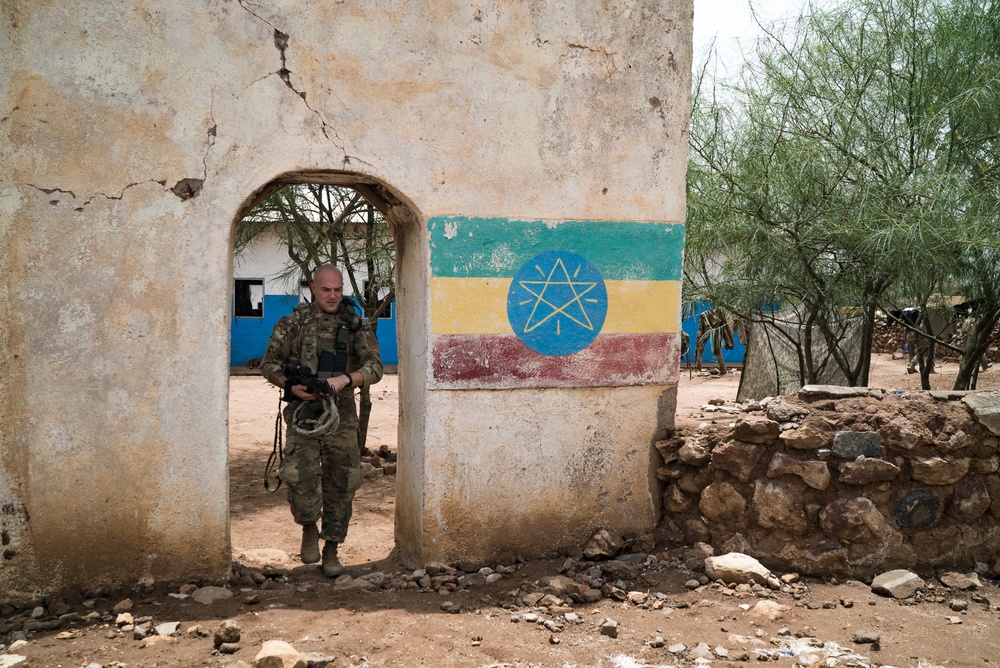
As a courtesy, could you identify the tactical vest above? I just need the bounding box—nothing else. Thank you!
[290,303,361,376]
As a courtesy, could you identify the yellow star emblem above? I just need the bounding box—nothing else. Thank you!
[517,257,601,335]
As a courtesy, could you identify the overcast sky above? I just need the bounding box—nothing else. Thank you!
[693,0,813,72]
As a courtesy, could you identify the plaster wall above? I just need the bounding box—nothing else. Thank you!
[0,1,691,594]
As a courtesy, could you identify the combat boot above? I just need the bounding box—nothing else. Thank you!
[299,523,320,564]
[322,541,345,577]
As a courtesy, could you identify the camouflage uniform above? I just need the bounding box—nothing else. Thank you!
[259,301,383,544]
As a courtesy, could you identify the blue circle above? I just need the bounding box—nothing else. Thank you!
[506,250,608,356]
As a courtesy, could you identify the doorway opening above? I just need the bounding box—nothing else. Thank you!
[227,170,422,576]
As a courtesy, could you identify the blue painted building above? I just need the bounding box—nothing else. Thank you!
[231,233,399,366]
[679,301,747,367]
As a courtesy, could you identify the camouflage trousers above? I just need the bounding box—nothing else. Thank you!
[278,401,363,543]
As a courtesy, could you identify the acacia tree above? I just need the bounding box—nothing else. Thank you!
[686,0,1000,391]
[236,184,394,451]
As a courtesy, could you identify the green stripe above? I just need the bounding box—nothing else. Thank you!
[429,216,685,281]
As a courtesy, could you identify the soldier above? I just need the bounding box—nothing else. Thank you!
[259,264,383,577]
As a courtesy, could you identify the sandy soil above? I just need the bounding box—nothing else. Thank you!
[11,360,1000,668]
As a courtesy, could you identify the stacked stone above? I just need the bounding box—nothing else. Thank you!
[657,386,1000,578]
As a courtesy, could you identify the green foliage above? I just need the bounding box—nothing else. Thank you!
[236,184,395,321]
[687,0,1000,390]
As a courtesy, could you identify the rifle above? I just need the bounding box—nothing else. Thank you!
[281,363,349,403]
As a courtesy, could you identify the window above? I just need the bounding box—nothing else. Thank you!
[234,279,264,317]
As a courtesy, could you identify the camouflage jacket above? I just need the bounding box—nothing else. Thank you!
[259,300,383,390]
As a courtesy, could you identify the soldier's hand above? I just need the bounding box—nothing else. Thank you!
[327,373,352,393]
[291,384,317,401]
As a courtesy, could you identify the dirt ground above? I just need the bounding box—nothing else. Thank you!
[10,355,1000,668]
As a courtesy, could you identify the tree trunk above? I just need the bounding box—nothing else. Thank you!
[954,307,1000,391]
[357,385,373,455]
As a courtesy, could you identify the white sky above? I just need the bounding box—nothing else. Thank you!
[693,0,813,72]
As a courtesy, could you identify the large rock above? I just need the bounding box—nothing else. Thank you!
[939,572,982,590]
[871,569,925,599]
[663,483,693,513]
[705,553,772,585]
[753,481,808,535]
[254,640,307,668]
[767,452,830,490]
[779,422,829,450]
[895,489,944,529]
[883,417,932,451]
[950,476,991,520]
[838,458,900,485]
[699,482,746,522]
[819,498,885,544]
[732,415,780,445]
[799,385,884,400]
[711,441,763,483]
[912,457,970,485]
[963,391,1000,437]
[765,400,809,423]
[654,438,684,465]
[832,431,882,459]
[678,440,711,466]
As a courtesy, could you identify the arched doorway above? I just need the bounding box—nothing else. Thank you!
[227,170,424,573]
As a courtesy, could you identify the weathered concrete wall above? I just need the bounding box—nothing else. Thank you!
[660,387,1000,578]
[1,1,691,594]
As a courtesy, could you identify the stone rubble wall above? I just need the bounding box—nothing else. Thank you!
[657,386,1000,578]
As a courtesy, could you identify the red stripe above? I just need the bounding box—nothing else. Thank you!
[430,333,679,389]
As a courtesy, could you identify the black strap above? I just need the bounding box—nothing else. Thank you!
[264,392,284,492]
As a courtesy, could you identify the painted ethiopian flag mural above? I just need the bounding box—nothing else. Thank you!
[429,216,685,389]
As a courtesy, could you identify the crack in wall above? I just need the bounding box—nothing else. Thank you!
[236,0,347,155]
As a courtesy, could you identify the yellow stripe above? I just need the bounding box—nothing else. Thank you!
[430,277,680,335]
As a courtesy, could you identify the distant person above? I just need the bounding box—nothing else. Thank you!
[903,307,934,374]
[259,265,383,577]
[695,308,735,376]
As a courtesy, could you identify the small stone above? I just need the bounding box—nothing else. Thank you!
[179,583,198,595]
[684,643,711,660]
[627,591,649,606]
[583,529,624,560]
[113,599,133,613]
[115,612,133,626]
[714,646,730,659]
[219,642,241,654]
[940,572,981,590]
[685,579,701,590]
[191,586,234,605]
[840,598,854,608]
[141,635,175,648]
[133,622,152,640]
[254,640,307,668]
[945,615,963,624]
[215,619,242,646]
[832,431,882,458]
[155,621,180,636]
[648,636,665,648]
[549,635,560,645]
[599,618,619,638]
[949,599,968,612]
[705,552,772,585]
[853,630,879,644]
[668,643,687,654]
[871,569,926,599]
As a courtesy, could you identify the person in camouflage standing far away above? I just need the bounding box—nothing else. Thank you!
[259,264,383,576]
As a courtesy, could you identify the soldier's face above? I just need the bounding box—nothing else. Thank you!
[312,269,344,313]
